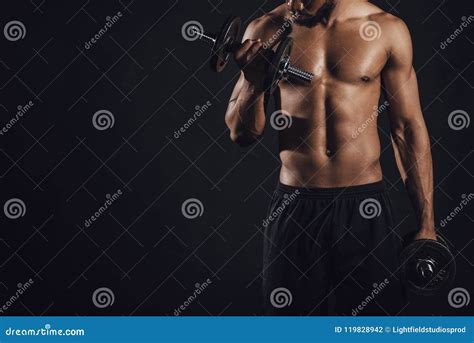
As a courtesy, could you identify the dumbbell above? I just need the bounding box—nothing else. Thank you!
[399,232,456,296]
[186,16,314,93]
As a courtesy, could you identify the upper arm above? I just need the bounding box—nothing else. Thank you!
[381,18,424,131]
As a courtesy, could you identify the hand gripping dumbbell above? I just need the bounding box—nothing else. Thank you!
[186,16,313,94]
[399,232,456,296]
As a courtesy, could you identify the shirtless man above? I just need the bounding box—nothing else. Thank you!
[225,0,436,315]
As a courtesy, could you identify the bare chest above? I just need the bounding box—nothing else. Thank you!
[287,23,389,84]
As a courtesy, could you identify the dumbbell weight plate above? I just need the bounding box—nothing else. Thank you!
[266,37,293,94]
[399,238,456,296]
[210,16,241,72]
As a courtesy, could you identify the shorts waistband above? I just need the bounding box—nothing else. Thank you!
[275,180,386,199]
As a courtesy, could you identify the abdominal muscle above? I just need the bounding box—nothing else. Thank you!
[276,79,384,188]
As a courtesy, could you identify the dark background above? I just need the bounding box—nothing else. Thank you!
[0,0,472,316]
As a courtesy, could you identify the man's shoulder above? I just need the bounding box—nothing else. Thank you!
[345,3,411,54]
[361,5,409,39]
[358,5,412,64]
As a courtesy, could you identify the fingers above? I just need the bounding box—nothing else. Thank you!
[287,0,304,13]
[235,39,257,57]
[234,39,264,67]
[247,40,264,60]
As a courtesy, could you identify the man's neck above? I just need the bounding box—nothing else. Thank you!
[293,0,367,26]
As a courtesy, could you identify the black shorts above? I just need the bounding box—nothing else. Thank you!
[262,181,407,315]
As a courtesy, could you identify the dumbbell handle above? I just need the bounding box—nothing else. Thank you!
[192,29,240,52]
[287,65,313,83]
[193,29,218,45]
[192,28,313,83]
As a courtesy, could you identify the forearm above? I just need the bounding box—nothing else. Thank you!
[225,80,266,146]
[393,122,435,232]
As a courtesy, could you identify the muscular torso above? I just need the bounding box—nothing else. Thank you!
[261,7,391,187]
[227,3,435,236]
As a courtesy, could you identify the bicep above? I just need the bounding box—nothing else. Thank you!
[382,20,424,129]
[383,66,422,126]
